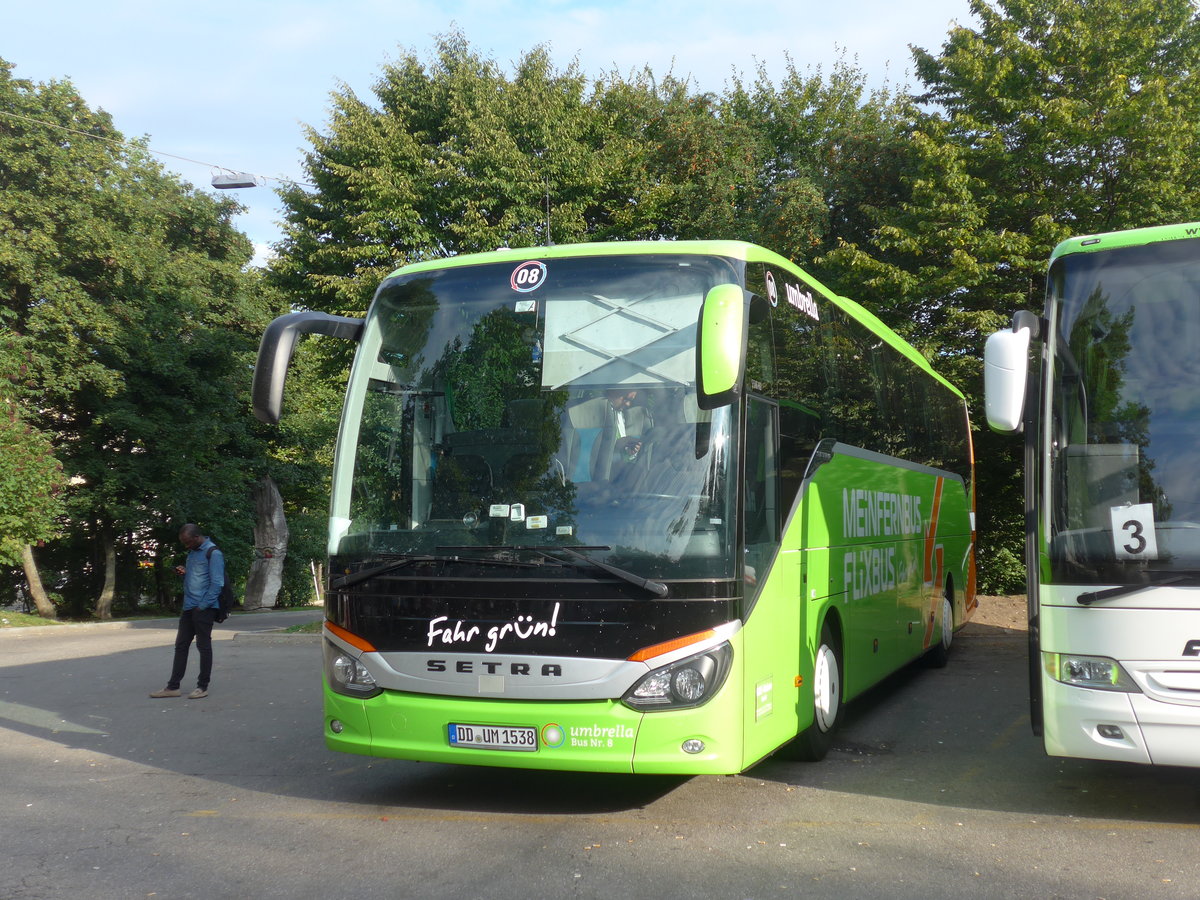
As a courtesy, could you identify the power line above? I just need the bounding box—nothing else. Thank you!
[0,107,315,189]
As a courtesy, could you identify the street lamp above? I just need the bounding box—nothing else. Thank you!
[211,168,257,189]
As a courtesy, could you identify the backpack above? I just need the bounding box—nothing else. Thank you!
[206,545,237,623]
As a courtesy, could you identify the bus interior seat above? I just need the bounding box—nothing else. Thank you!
[560,396,610,483]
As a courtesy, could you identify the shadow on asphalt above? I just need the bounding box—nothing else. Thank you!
[2,622,1198,822]
[0,625,685,816]
[753,630,1200,824]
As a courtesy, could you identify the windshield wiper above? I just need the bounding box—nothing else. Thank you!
[334,546,669,597]
[534,546,669,598]
[332,552,542,590]
[1077,574,1197,605]
[331,557,419,591]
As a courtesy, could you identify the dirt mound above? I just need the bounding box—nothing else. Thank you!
[966,594,1027,633]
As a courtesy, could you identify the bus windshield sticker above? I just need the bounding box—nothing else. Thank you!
[510,261,547,293]
[764,270,779,306]
[785,282,820,320]
[1110,503,1160,560]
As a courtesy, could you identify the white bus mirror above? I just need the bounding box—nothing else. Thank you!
[983,326,1032,433]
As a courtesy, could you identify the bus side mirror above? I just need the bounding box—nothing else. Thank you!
[253,311,364,424]
[983,313,1036,433]
[696,283,750,410]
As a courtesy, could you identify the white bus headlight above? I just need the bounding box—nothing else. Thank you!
[1044,652,1141,693]
[623,643,732,710]
[324,639,381,698]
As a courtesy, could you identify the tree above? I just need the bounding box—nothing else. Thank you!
[0,341,64,567]
[723,55,913,264]
[819,0,1200,591]
[272,34,619,323]
[0,59,268,618]
[0,338,65,618]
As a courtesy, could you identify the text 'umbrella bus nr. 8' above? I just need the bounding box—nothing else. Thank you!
[985,221,1200,768]
[254,240,976,775]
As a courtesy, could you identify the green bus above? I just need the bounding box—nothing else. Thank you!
[254,240,976,774]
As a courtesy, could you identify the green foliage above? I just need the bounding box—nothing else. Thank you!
[819,0,1200,589]
[272,34,909,318]
[0,334,66,565]
[11,4,1197,608]
[0,405,65,567]
[0,59,271,608]
[0,610,65,628]
[975,540,1027,596]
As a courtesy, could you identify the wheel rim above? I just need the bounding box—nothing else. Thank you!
[813,643,840,733]
[940,596,953,651]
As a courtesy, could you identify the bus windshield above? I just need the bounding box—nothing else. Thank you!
[330,254,739,581]
[1048,237,1200,583]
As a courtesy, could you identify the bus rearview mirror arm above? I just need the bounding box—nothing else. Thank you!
[253,311,364,424]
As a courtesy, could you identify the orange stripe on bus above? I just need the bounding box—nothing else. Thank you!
[923,476,945,585]
[922,477,946,649]
[628,629,719,662]
[325,620,377,653]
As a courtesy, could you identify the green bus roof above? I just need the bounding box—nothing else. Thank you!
[1050,221,1200,265]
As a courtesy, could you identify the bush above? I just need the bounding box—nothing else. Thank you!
[976,537,1026,595]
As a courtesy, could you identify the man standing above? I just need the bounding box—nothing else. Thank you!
[149,524,223,700]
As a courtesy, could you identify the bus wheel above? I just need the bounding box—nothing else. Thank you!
[925,587,954,668]
[784,622,842,762]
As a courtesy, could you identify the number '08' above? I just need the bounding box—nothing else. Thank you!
[511,261,547,292]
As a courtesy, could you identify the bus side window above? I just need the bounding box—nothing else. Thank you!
[779,402,819,512]
[745,397,780,598]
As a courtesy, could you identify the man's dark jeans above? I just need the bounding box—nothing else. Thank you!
[167,607,215,690]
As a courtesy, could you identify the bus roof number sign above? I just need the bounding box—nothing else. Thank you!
[511,260,547,293]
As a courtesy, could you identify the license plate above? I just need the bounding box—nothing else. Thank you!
[448,723,538,752]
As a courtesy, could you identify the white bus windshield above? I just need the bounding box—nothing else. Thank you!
[1049,237,1200,583]
[330,254,739,581]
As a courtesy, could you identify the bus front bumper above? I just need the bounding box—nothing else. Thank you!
[1042,675,1200,767]
[324,685,743,775]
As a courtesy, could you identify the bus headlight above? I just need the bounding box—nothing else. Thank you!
[324,639,381,698]
[622,643,732,711]
[1044,652,1141,693]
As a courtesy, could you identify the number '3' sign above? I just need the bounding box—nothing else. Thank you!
[1109,503,1160,560]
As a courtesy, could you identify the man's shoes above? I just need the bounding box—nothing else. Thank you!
[187,688,208,700]
[149,688,181,698]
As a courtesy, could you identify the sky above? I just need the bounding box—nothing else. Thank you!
[7,0,976,266]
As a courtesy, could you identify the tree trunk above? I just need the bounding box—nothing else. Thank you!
[94,530,116,620]
[244,476,288,610]
[21,543,57,619]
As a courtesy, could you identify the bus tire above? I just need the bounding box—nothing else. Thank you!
[924,582,954,668]
[784,621,842,762]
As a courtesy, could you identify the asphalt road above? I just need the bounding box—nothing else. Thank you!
[1,612,1198,900]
